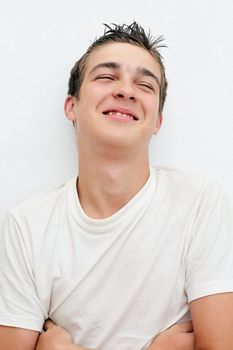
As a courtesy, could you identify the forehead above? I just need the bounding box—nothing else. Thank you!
[85,42,161,78]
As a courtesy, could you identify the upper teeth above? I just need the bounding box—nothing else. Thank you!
[107,111,133,118]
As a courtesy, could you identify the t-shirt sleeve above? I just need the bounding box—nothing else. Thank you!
[0,213,47,331]
[185,181,233,303]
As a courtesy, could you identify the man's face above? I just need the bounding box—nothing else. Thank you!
[65,42,163,153]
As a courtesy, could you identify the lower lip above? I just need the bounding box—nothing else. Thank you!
[103,113,134,123]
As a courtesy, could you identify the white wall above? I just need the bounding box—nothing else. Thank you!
[0,0,232,223]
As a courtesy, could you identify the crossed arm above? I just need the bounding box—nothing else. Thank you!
[0,293,233,350]
[35,319,194,350]
[0,321,194,350]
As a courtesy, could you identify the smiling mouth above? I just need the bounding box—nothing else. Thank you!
[102,110,138,121]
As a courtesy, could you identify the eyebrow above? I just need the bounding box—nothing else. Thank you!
[89,62,120,74]
[137,67,160,88]
[89,62,161,88]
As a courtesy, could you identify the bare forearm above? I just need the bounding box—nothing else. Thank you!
[148,322,194,350]
[36,320,91,350]
[37,320,195,350]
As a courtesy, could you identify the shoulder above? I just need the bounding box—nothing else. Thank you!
[7,176,77,227]
[152,165,229,210]
[153,165,208,193]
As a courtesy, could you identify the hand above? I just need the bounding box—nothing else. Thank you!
[148,322,195,350]
[36,319,90,350]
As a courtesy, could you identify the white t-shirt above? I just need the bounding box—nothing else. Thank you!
[0,166,233,350]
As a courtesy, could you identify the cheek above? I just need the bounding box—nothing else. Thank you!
[143,96,159,114]
[83,87,109,106]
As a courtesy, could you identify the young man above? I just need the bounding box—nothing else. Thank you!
[0,22,233,350]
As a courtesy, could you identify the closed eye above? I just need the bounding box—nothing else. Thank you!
[137,82,154,91]
[95,75,115,81]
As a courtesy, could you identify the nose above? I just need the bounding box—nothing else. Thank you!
[112,80,136,101]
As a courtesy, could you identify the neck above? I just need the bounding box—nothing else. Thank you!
[77,148,150,219]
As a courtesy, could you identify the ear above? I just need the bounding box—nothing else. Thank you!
[153,112,163,135]
[64,96,77,122]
